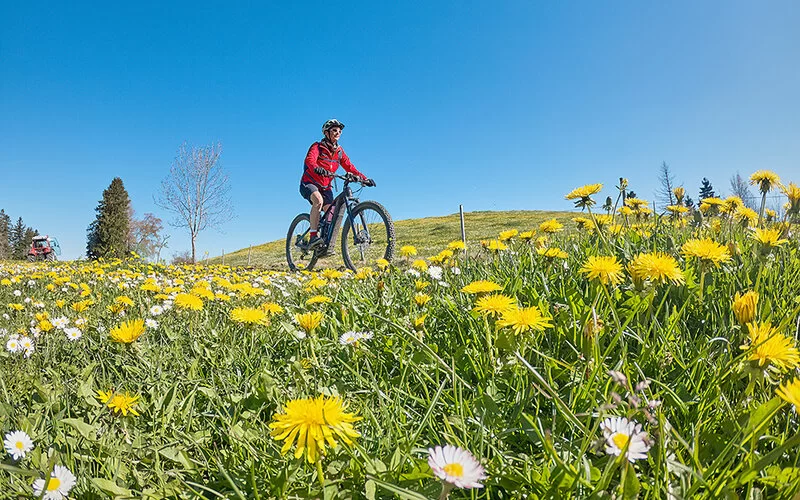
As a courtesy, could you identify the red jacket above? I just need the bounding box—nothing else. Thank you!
[301,140,365,190]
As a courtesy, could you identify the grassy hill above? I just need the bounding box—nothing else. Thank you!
[210,209,577,269]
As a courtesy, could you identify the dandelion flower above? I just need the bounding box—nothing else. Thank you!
[732,291,758,324]
[565,183,603,209]
[735,206,758,226]
[448,240,466,250]
[228,307,268,326]
[414,293,431,307]
[295,311,323,334]
[498,305,552,334]
[261,302,285,315]
[580,255,624,286]
[109,319,145,343]
[498,229,518,241]
[482,239,508,251]
[32,465,77,500]
[4,430,34,460]
[306,295,333,306]
[539,219,564,233]
[174,293,203,311]
[601,417,651,462]
[681,238,731,267]
[427,444,486,489]
[269,395,361,464]
[473,294,516,318]
[751,227,788,248]
[519,230,535,240]
[750,170,780,193]
[666,205,689,215]
[97,390,141,416]
[628,252,684,285]
[461,280,502,294]
[781,182,800,214]
[742,322,800,372]
[777,378,800,413]
[537,247,568,260]
[400,245,418,257]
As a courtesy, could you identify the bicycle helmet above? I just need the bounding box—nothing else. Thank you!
[322,119,345,133]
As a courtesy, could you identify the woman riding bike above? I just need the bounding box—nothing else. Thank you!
[299,119,375,251]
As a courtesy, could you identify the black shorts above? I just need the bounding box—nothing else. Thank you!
[299,182,333,206]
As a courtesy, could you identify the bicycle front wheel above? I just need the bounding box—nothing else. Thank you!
[286,213,318,272]
[341,201,395,271]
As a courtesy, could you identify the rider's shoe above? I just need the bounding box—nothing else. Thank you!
[319,249,337,258]
[307,235,324,250]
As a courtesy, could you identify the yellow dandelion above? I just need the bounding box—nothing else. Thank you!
[174,293,203,311]
[400,245,418,258]
[628,252,684,285]
[354,267,374,279]
[781,182,800,214]
[777,379,800,413]
[681,238,731,267]
[482,239,508,252]
[539,219,564,233]
[519,230,535,240]
[743,322,800,372]
[230,307,269,326]
[673,186,685,203]
[565,184,603,209]
[97,390,141,416]
[411,259,428,271]
[498,229,518,241]
[38,319,54,332]
[375,258,390,270]
[414,293,432,307]
[447,240,466,250]
[415,280,430,291]
[537,247,568,260]
[295,311,323,333]
[461,280,502,294]
[751,227,788,248]
[412,314,427,331]
[580,255,624,286]
[473,294,516,318]
[666,205,689,215]
[269,395,361,464]
[497,305,553,334]
[735,206,758,226]
[732,291,758,325]
[109,319,145,343]
[261,302,285,315]
[306,295,333,306]
[749,170,780,193]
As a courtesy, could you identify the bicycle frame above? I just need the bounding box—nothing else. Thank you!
[320,182,366,251]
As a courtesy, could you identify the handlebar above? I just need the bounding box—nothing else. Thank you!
[319,171,374,186]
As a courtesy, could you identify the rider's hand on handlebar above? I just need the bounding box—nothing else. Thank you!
[314,167,331,177]
[363,178,376,187]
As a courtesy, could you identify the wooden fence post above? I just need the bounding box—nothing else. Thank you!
[459,204,466,244]
[247,245,252,265]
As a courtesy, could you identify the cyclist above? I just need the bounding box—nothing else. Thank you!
[300,118,375,250]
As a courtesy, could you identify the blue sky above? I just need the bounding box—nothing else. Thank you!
[2,1,799,260]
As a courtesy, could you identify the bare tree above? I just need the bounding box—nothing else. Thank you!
[729,172,757,209]
[130,213,164,260]
[157,142,233,263]
[655,161,676,210]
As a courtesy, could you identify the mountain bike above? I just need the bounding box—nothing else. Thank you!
[286,173,395,272]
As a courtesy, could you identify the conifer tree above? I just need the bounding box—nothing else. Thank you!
[10,217,27,260]
[699,178,715,200]
[86,177,132,259]
[0,210,10,260]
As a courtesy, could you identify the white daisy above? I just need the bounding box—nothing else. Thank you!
[4,430,34,460]
[427,444,486,489]
[149,305,164,316]
[340,332,361,345]
[6,337,21,353]
[52,316,70,329]
[601,416,651,462]
[13,290,21,296]
[428,266,443,280]
[74,317,87,327]
[19,336,34,352]
[64,328,82,341]
[145,319,159,329]
[32,464,77,500]
[406,269,421,277]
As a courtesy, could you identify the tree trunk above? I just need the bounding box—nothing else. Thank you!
[191,233,197,264]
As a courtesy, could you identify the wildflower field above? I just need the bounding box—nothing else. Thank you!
[3,175,800,499]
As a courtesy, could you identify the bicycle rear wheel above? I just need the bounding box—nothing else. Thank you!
[286,213,319,271]
[341,201,395,271]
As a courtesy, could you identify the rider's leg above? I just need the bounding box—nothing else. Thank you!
[309,191,323,233]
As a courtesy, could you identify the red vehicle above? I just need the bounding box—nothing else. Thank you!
[27,235,61,262]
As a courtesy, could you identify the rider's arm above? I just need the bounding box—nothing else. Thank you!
[339,148,367,180]
[303,143,329,185]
